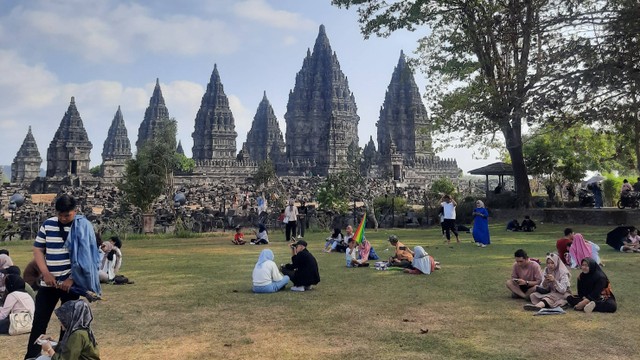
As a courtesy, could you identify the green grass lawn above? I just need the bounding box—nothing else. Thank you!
[3,224,640,360]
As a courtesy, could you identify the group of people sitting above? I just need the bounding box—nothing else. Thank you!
[232,224,269,245]
[507,248,616,314]
[605,225,640,253]
[506,216,537,232]
[252,240,320,293]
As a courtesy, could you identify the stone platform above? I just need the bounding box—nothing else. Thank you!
[543,208,640,226]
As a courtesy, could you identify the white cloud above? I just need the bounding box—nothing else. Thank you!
[228,95,254,150]
[1,2,240,63]
[233,0,316,30]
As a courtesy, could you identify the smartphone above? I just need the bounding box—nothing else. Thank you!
[399,246,407,250]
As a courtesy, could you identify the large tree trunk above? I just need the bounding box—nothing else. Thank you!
[504,130,532,207]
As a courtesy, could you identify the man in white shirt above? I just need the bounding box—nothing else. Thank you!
[441,195,460,244]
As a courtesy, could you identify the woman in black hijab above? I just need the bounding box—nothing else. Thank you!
[567,257,617,313]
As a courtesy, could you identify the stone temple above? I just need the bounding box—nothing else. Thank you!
[136,79,171,152]
[366,51,458,181]
[192,64,238,163]
[11,126,42,184]
[46,97,93,178]
[13,24,458,189]
[101,106,132,180]
[243,91,285,163]
[282,24,360,176]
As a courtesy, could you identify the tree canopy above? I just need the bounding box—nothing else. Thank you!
[119,119,177,213]
[332,0,607,206]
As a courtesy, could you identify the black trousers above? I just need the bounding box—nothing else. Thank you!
[24,286,79,359]
[285,221,297,242]
[442,219,458,240]
[566,295,617,313]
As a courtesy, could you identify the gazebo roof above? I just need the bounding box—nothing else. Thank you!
[468,162,514,176]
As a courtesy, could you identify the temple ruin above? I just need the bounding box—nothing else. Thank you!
[243,91,285,163]
[46,97,93,178]
[11,126,42,184]
[101,106,132,180]
[136,79,171,152]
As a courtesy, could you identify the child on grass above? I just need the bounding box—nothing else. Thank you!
[232,226,246,245]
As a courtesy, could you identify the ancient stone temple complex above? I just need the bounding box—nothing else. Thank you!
[101,106,132,180]
[136,79,171,152]
[9,24,458,190]
[283,24,360,176]
[11,126,42,184]
[46,97,93,178]
[243,92,285,163]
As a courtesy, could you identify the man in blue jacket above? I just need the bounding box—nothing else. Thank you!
[24,194,101,359]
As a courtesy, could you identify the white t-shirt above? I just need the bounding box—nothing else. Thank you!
[252,260,284,286]
[346,247,358,266]
[441,202,456,220]
[284,205,298,223]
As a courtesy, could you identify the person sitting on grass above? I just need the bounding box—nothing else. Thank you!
[281,240,320,292]
[0,274,35,334]
[98,236,122,283]
[252,249,289,293]
[506,219,521,231]
[387,235,414,268]
[506,249,543,300]
[605,225,636,252]
[556,228,574,266]
[524,253,571,311]
[520,216,536,232]
[566,257,617,313]
[346,239,369,267]
[626,227,640,251]
[232,226,246,245]
[1,266,36,300]
[250,224,269,245]
[404,246,440,275]
[323,228,343,253]
[36,299,100,360]
[358,238,379,261]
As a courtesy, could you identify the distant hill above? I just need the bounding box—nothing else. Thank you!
[2,165,45,182]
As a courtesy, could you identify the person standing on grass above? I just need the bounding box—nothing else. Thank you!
[252,249,289,293]
[440,195,459,244]
[24,194,101,360]
[506,249,543,301]
[471,200,490,247]
[566,257,617,313]
[284,199,298,242]
[281,240,320,292]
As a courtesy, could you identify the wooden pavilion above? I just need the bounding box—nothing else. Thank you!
[468,162,515,197]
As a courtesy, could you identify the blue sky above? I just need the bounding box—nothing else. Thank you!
[0,0,498,173]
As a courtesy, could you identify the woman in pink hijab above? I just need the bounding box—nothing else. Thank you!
[569,233,593,268]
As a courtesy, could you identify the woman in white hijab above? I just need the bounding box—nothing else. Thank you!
[252,249,290,293]
[404,246,440,275]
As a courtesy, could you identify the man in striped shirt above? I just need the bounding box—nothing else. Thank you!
[24,194,86,359]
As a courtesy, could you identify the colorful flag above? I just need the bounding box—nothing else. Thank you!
[353,214,366,244]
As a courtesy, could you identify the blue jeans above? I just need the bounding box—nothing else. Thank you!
[252,276,290,293]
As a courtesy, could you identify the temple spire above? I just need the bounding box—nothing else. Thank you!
[11,126,42,183]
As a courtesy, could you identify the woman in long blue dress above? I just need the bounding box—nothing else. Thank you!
[472,200,490,247]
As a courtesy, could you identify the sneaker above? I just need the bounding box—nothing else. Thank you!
[476,243,481,247]
[523,304,541,311]
[480,244,487,248]
[584,301,596,313]
[84,291,102,303]
[291,286,305,292]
